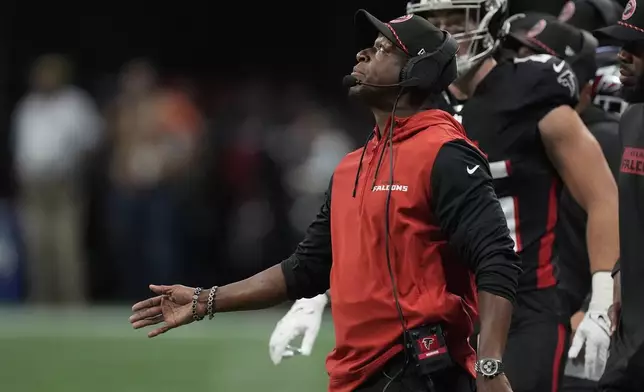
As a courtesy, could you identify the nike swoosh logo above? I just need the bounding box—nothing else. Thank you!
[553,61,565,73]
[467,165,480,175]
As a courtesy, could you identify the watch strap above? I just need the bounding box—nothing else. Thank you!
[475,358,504,378]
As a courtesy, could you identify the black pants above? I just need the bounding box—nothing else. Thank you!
[598,325,644,392]
[561,376,597,392]
[354,352,475,392]
[504,290,570,392]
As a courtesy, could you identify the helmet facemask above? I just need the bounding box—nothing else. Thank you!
[407,0,508,77]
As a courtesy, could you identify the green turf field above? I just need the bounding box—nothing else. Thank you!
[0,306,335,392]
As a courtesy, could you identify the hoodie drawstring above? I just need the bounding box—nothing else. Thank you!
[374,91,404,191]
[352,131,375,198]
[371,127,389,190]
[353,89,404,198]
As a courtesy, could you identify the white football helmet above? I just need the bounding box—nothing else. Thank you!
[406,0,508,76]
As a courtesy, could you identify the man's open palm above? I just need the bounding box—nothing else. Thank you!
[129,284,198,338]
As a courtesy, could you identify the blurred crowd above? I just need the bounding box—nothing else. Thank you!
[0,54,358,304]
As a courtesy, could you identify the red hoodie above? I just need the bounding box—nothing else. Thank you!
[326,110,479,391]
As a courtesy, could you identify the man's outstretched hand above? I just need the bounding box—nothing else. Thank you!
[130,284,203,338]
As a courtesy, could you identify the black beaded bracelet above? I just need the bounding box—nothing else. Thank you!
[192,287,204,321]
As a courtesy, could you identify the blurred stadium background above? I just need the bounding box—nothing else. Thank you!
[0,0,601,390]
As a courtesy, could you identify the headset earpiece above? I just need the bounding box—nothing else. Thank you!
[399,31,459,92]
[399,55,434,88]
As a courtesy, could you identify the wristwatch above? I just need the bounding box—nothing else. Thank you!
[475,358,504,379]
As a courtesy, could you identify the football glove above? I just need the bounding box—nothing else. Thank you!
[269,293,328,365]
[568,271,613,381]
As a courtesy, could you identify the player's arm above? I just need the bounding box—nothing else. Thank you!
[431,140,522,360]
[214,178,334,312]
[540,103,618,374]
[539,105,619,276]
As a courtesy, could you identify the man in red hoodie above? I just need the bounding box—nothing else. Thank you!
[129,10,521,392]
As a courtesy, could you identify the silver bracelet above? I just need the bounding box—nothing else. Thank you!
[192,287,204,321]
[207,286,218,320]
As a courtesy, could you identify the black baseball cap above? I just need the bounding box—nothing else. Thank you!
[509,12,558,33]
[595,0,644,43]
[355,9,445,57]
[509,14,598,83]
[509,14,580,58]
[558,0,623,32]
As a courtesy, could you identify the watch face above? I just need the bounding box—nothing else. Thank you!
[481,360,499,376]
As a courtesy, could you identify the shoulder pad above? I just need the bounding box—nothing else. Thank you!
[513,53,559,66]
[514,54,578,101]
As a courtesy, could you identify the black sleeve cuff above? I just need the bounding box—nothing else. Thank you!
[475,256,521,304]
[280,255,329,301]
[280,256,302,301]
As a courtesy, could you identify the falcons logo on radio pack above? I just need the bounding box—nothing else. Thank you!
[422,337,435,350]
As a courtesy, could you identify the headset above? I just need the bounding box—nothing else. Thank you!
[399,30,459,92]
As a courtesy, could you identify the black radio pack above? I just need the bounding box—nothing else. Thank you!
[405,324,454,376]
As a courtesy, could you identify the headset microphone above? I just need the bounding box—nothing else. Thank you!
[342,75,419,88]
